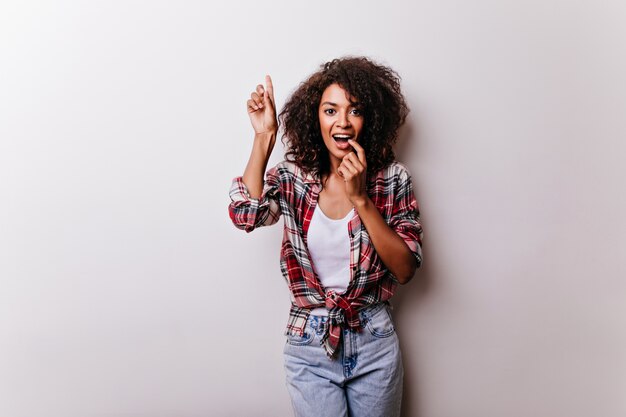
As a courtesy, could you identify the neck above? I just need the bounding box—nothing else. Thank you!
[322,171,343,186]
[321,159,343,186]
[328,155,342,176]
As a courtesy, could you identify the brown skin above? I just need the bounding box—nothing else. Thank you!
[242,78,416,284]
[279,56,410,181]
[318,84,417,284]
[339,139,417,284]
[317,83,363,219]
[243,75,277,199]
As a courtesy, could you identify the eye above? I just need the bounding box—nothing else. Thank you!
[324,108,336,115]
[350,108,362,116]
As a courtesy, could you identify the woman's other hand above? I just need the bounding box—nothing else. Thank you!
[338,139,368,206]
[247,75,278,135]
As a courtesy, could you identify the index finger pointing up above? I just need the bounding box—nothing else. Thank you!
[348,139,367,166]
[265,74,275,102]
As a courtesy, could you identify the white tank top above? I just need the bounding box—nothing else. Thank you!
[307,204,354,316]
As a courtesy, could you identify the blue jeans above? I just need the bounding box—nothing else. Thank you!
[283,302,404,417]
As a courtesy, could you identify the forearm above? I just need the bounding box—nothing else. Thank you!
[242,131,276,198]
[354,196,417,284]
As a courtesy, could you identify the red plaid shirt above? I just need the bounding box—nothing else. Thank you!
[228,160,423,358]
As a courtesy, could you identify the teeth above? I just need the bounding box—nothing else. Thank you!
[333,135,351,139]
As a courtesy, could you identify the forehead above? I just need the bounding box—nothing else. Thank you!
[320,83,358,105]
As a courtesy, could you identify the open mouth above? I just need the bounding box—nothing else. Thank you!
[332,134,354,148]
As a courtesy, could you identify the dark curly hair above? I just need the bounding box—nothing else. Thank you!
[279,56,409,181]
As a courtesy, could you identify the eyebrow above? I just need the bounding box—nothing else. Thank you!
[320,101,360,107]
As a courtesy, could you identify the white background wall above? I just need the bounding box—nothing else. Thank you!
[1,1,625,416]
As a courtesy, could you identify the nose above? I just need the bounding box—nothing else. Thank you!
[336,111,351,128]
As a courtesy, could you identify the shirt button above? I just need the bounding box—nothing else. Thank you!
[352,266,357,271]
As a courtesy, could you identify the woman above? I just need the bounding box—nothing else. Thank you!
[228,56,423,417]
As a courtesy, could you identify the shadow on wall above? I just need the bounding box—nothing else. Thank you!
[392,116,437,417]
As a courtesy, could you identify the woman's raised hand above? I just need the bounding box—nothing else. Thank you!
[247,75,277,135]
[241,75,277,198]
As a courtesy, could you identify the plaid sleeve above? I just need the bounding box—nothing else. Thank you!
[388,167,424,268]
[228,165,282,233]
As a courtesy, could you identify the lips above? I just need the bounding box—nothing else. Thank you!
[332,134,354,150]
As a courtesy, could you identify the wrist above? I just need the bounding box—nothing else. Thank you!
[351,194,371,210]
[252,131,276,160]
[254,130,277,141]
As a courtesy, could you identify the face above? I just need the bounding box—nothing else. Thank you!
[318,83,364,166]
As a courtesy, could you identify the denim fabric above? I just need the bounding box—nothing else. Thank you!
[283,302,404,417]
